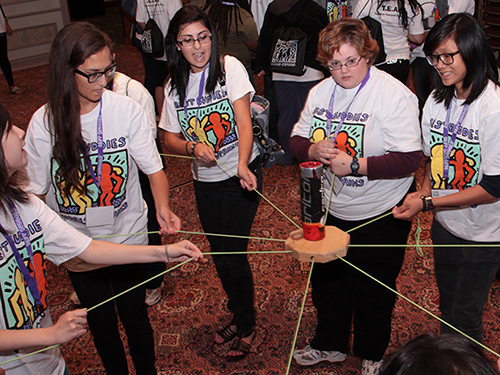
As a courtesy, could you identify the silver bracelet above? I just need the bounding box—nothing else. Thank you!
[165,244,170,264]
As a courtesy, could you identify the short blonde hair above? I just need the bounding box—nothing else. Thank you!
[317,18,379,67]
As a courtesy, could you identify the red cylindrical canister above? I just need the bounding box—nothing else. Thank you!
[299,161,325,241]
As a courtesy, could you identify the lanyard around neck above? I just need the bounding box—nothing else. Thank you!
[326,69,370,144]
[183,64,208,136]
[0,198,42,307]
[442,98,470,181]
[86,97,104,191]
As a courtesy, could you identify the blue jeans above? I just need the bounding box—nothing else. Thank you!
[193,158,262,335]
[432,220,500,342]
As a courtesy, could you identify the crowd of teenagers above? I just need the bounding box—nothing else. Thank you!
[1,0,500,374]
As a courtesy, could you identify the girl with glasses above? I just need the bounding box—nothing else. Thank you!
[23,22,181,374]
[160,5,261,360]
[0,103,201,374]
[394,13,500,343]
[289,18,422,374]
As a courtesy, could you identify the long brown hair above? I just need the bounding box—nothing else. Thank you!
[46,21,113,197]
[0,104,28,225]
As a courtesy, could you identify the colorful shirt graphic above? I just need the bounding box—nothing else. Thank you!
[326,0,348,21]
[50,149,129,225]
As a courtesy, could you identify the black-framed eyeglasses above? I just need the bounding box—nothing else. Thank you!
[426,51,460,66]
[327,56,363,71]
[75,62,117,83]
[176,33,212,47]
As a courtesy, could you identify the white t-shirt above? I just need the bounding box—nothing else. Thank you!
[0,195,91,374]
[251,0,273,32]
[355,0,424,61]
[112,71,157,138]
[25,90,163,245]
[136,0,182,61]
[423,81,500,242]
[410,0,474,61]
[159,56,259,182]
[291,67,421,220]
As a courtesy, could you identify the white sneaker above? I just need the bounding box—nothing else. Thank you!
[361,359,383,375]
[293,345,346,366]
[145,282,164,306]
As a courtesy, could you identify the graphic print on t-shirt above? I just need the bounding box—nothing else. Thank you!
[327,0,348,21]
[429,129,479,190]
[308,115,364,158]
[180,99,237,158]
[50,149,129,225]
[0,226,48,330]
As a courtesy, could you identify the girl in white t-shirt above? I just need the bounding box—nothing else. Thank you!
[24,22,181,374]
[160,6,260,360]
[394,13,500,343]
[0,103,201,375]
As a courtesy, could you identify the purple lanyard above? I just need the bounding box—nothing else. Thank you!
[442,99,470,180]
[183,65,208,136]
[86,98,104,190]
[326,69,370,143]
[0,198,42,307]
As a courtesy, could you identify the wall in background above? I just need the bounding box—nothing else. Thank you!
[3,0,70,70]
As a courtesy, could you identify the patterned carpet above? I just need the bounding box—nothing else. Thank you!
[2,10,500,375]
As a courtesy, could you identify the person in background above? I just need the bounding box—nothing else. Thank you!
[410,0,474,115]
[0,102,201,375]
[161,6,261,360]
[393,13,500,344]
[379,334,499,375]
[354,0,424,84]
[24,22,180,375]
[289,18,421,375]
[0,2,22,94]
[203,0,258,86]
[256,0,329,165]
[136,0,183,115]
[107,68,166,306]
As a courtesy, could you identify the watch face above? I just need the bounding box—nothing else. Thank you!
[351,157,360,174]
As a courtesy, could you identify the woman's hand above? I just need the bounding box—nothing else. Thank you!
[50,309,88,344]
[329,149,356,177]
[238,164,257,191]
[392,191,426,220]
[193,143,216,164]
[308,140,337,165]
[167,240,203,262]
[157,207,181,236]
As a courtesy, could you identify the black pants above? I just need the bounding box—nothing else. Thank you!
[310,199,412,360]
[432,220,500,342]
[193,158,262,335]
[0,33,14,87]
[377,59,410,85]
[68,264,156,375]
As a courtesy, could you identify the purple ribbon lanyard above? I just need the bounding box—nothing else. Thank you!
[86,98,104,193]
[442,100,470,181]
[0,198,42,307]
[326,69,370,144]
[183,65,208,137]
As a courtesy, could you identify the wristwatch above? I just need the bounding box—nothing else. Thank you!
[350,156,361,176]
[420,195,435,212]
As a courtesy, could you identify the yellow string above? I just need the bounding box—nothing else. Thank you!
[334,254,500,358]
[414,217,424,256]
[215,159,300,229]
[286,258,315,375]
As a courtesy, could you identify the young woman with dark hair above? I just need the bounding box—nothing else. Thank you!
[161,5,261,360]
[24,22,181,374]
[0,103,201,375]
[354,0,425,83]
[394,13,500,343]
